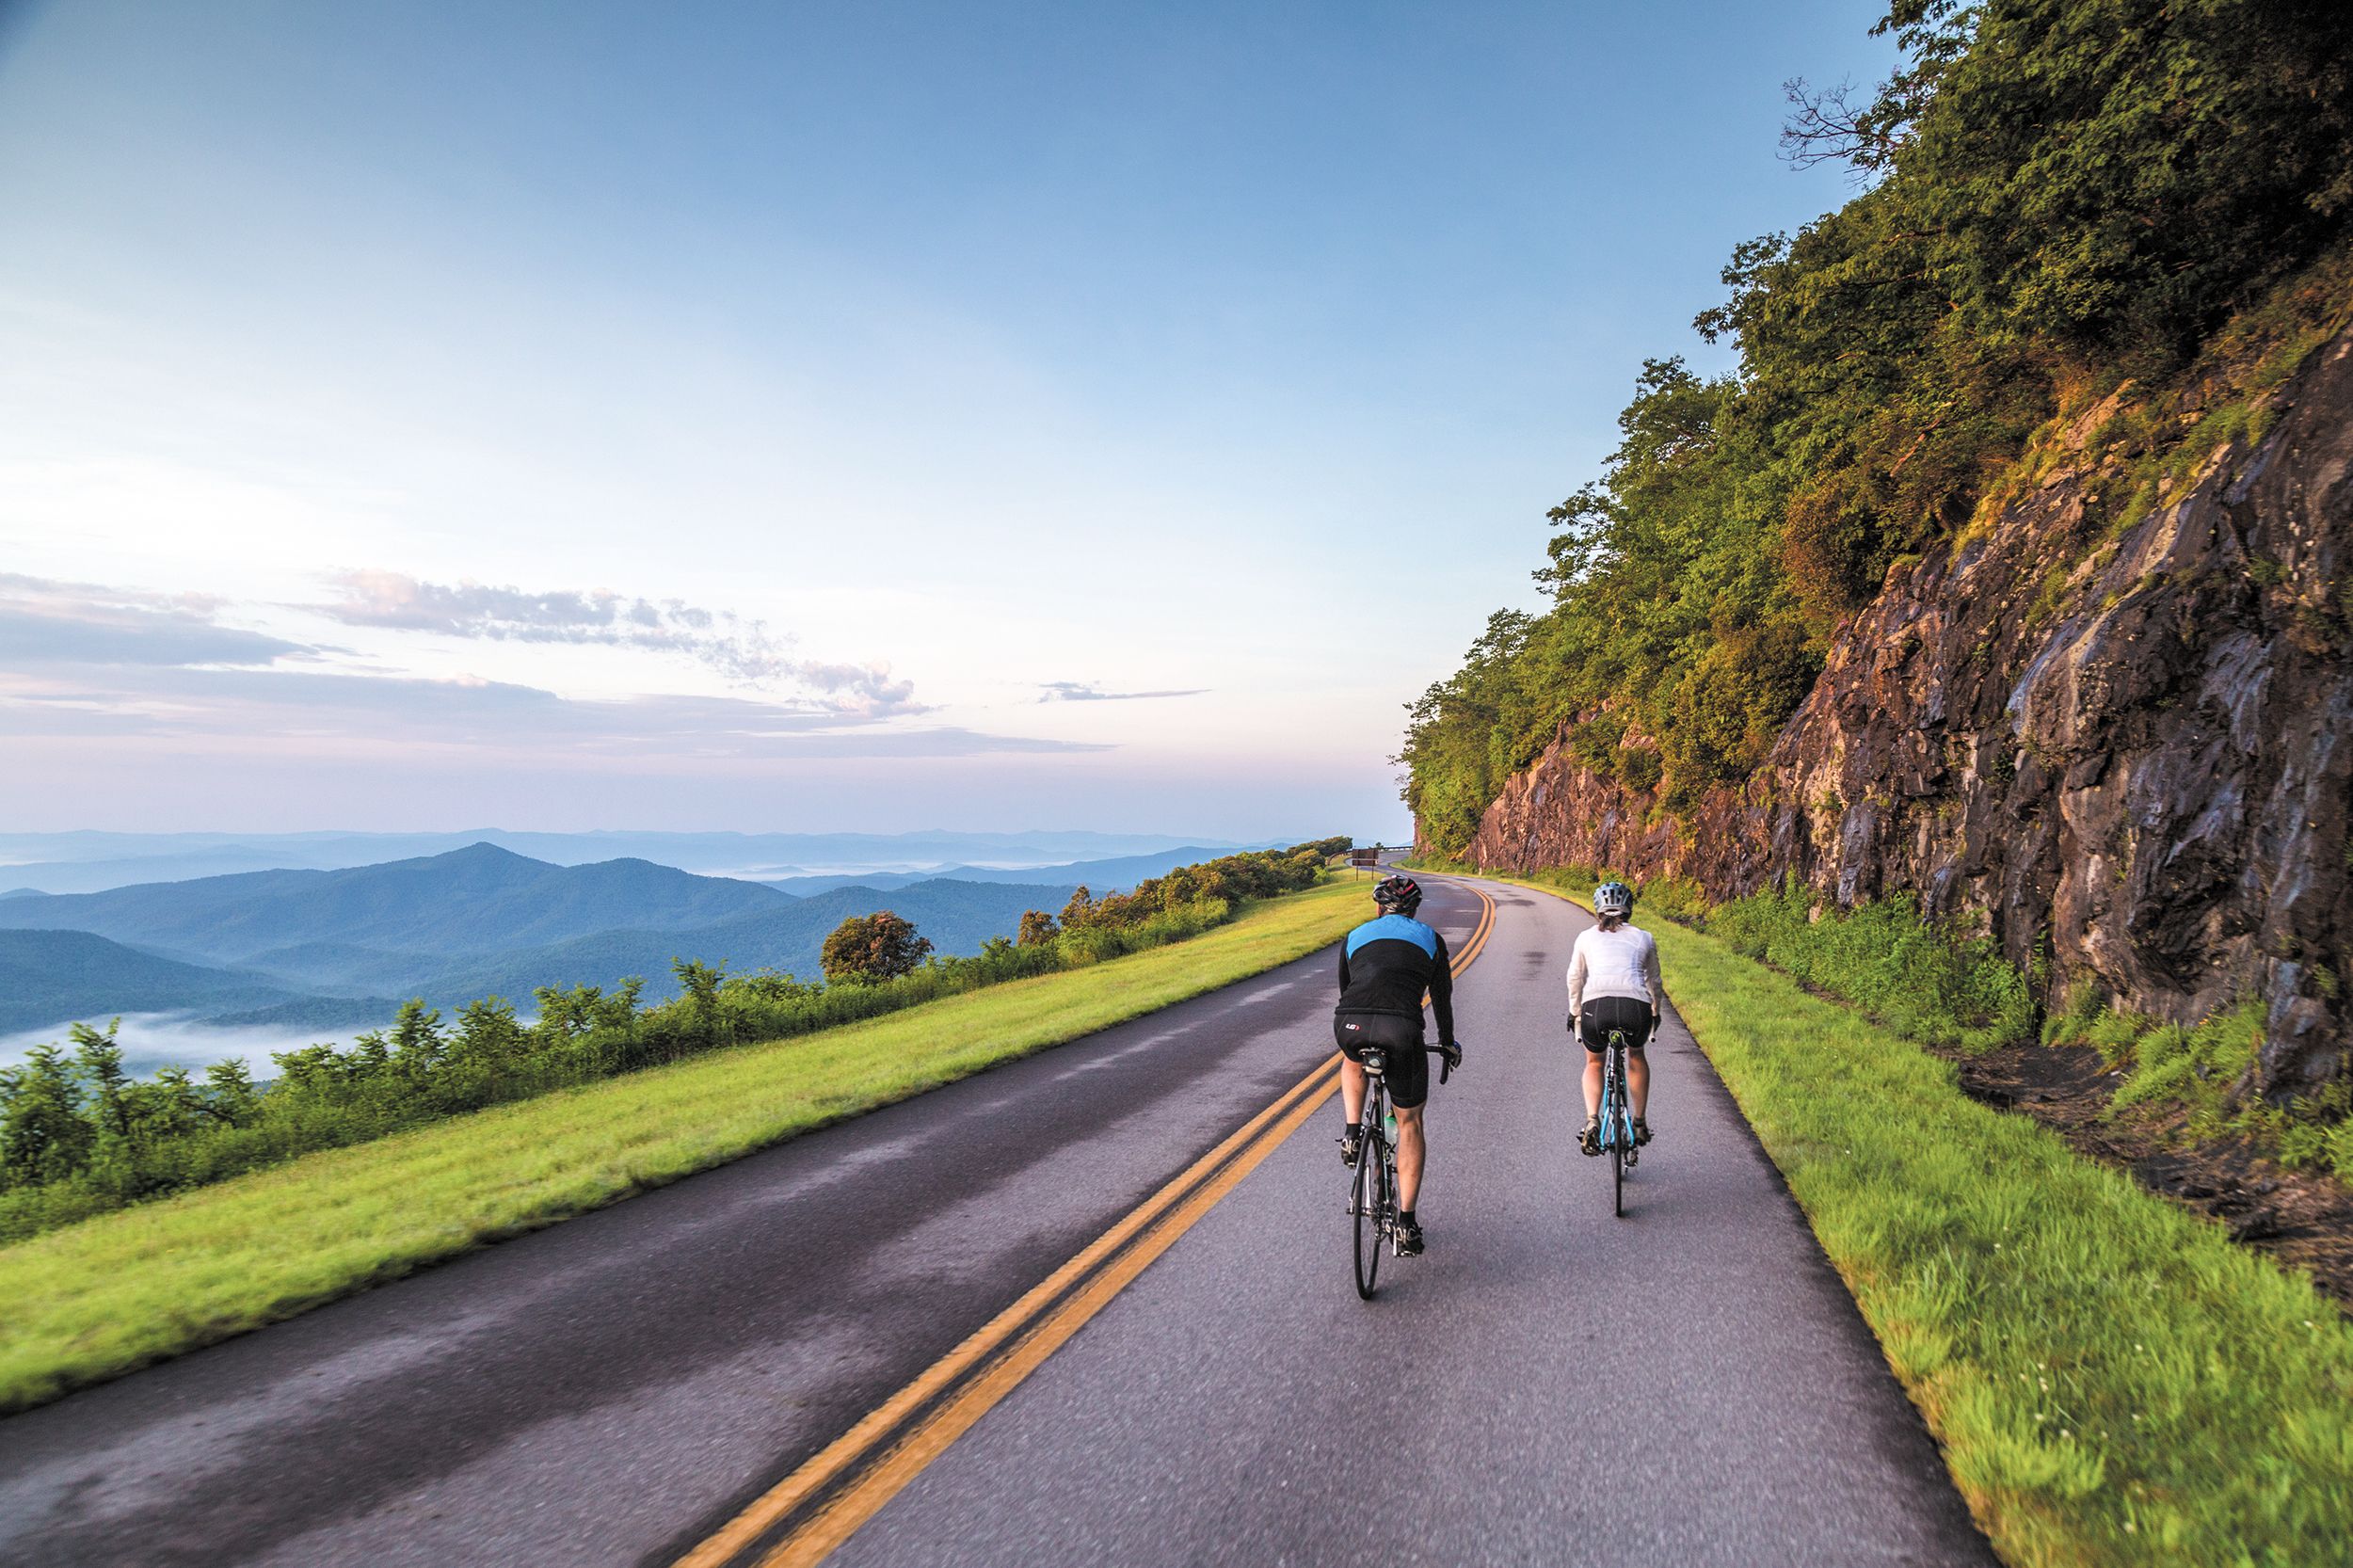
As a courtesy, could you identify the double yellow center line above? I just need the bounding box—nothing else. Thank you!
[677,880,1497,1568]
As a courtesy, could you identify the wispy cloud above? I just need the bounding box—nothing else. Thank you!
[0,664,1100,756]
[0,574,312,668]
[0,572,1107,768]
[315,569,920,714]
[1037,680,1209,703]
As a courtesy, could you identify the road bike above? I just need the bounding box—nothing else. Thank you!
[1594,1024,1641,1217]
[1344,1043,1455,1300]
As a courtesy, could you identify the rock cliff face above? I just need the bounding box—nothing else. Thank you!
[1448,327,2353,1096]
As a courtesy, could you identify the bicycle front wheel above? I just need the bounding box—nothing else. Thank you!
[1353,1136,1386,1300]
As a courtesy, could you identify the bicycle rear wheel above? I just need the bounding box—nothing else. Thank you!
[1609,1048,1627,1218]
[1353,1134,1386,1299]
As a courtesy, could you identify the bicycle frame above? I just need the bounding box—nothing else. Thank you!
[1596,1030,1640,1154]
[1354,1050,1399,1245]
[1347,1048,1402,1299]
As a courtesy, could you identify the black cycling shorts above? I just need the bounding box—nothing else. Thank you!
[1578,995,1655,1055]
[1334,1011,1429,1108]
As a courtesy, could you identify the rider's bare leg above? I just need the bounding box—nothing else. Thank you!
[1629,1050,1651,1119]
[1339,1056,1367,1128]
[1395,1102,1426,1211]
[1580,1052,1602,1120]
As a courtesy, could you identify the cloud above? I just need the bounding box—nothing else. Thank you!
[315,569,921,714]
[792,659,920,717]
[0,572,1075,763]
[0,664,1097,757]
[0,574,311,669]
[1037,680,1209,703]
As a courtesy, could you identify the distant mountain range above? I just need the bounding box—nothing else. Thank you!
[408,878,1073,1007]
[0,842,1102,1039]
[0,845,790,968]
[0,931,323,1035]
[0,829,1255,896]
[759,845,1232,896]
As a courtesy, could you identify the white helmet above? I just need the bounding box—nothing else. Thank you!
[1593,880,1634,919]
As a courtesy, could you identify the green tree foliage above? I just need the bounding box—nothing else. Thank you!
[0,838,1348,1239]
[0,1045,91,1187]
[819,912,935,984]
[1402,0,2353,852]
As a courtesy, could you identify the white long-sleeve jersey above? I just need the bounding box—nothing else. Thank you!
[1565,922,1662,1014]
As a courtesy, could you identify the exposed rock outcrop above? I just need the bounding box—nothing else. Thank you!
[1448,328,2353,1095]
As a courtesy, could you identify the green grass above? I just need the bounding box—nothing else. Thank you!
[2045,995,2353,1186]
[0,881,1365,1415]
[1456,867,2353,1567]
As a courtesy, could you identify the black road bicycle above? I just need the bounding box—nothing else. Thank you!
[1345,1043,1457,1299]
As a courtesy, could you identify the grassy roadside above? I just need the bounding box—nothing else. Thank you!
[1441,864,2353,1567]
[0,880,1363,1415]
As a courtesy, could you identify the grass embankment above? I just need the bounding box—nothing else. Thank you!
[1433,863,2353,1567]
[0,880,1362,1415]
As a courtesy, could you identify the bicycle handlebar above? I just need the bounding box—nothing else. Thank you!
[1357,1042,1462,1084]
[1434,1041,1462,1084]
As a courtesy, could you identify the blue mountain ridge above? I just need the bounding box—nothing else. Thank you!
[0,845,1089,1039]
[0,844,792,968]
[0,930,338,1036]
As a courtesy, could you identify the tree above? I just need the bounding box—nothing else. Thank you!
[821,911,934,984]
[201,1058,259,1126]
[71,1021,133,1144]
[0,1043,92,1187]
[386,1000,446,1084]
[671,958,732,1048]
[1016,910,1059,946]
[672,958,726,1016]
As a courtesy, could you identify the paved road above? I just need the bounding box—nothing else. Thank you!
[0,874,1994,1566]
[830,874,1994,1567]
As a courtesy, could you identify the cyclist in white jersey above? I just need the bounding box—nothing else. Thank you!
[1566,879,1664,1156]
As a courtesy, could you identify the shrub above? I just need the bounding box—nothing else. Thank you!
[1706,878,2034,1051]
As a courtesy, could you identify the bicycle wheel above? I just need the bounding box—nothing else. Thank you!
[1353,1132,1385,1299]
[1609,1048,1627,1219]
[1612,1130,1625,1216]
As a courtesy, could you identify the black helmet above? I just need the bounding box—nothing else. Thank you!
[1594,880,1634,919]
[1373,874,1423,915]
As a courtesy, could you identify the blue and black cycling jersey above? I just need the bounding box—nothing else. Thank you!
[1336,913,1455,1042]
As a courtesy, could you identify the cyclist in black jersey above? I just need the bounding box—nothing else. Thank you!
[1334,874,1461,1256]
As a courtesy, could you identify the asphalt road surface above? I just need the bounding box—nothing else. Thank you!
[0,873,1994,1567]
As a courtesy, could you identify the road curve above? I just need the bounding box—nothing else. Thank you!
[0,874,1996,1567]
[0,879,1485,1568]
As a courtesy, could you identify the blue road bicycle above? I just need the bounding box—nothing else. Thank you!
[1594,1024,1641,1217]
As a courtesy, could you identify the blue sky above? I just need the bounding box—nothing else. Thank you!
[0,0,1892,841]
